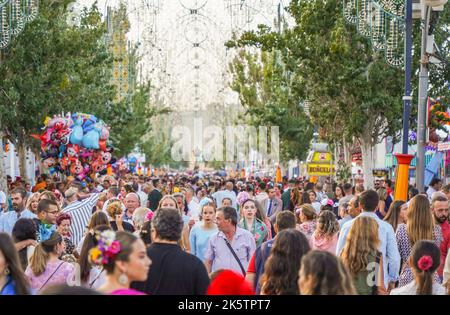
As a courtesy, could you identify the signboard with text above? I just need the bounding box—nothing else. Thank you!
[307,163,336,176]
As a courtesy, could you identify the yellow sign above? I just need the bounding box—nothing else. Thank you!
[312,152,332,163]
[307,163,336,176]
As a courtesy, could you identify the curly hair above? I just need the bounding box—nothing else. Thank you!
[152,208,183,241]
[260,229,310,295]
[56,213,72,226]
[340,216,380,275]
[315,210,339,238]
[106,201,123,219]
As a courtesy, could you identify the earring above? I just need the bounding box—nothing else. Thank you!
[4,267,10,275]
[118,272,128,285]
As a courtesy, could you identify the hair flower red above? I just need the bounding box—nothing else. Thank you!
[108,240,121,255]
[417,255,433,271]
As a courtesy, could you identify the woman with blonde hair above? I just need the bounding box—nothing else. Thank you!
[309,210,340,254]
[26,192,40,214]
[340,216,386,295]
[157,194,190,252]
[24,232,74,292]
[298,250,356,295]
[295,204,317,240]
[396,194,442,287]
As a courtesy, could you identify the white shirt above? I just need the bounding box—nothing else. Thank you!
[0,191,7,204]
[427,186,437,200]
[187,199,200,219]
[390,281,446,295]
[137,191,148,208]
[311,201,321,214]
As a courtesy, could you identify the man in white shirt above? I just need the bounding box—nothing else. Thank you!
[137,183,150,208]
[427,178,442,201]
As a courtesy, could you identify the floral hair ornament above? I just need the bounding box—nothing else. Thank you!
[145,210,154,221]
[89,230,121,266]
[417,255,433,272]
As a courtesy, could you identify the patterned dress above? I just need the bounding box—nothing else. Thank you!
[396,223,442,287]
[239,218,268,248]
[296,220,317,240]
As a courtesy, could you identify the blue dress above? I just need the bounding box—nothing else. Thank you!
[1,276,17,295]
[189,223,218,262]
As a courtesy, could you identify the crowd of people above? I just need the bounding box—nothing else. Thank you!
[0,172,449,295]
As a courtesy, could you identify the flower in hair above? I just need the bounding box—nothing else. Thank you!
[108,241,121,255]
[146,210,154,221]
[417,255,433,271]
[89,230,121,266]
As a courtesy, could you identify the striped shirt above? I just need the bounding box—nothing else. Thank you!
[62,194,100,247]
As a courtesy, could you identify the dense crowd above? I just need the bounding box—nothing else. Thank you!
[0,172,449,295]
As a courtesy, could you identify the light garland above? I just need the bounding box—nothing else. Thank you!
[343,0,405,68]
[0,0,38,49]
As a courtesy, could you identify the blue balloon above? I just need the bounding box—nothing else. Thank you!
[82,129,100,149]
[70,116,84,145]
[82,115,97,133]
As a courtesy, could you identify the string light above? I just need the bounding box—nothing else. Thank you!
[0,0,39,49]
[343,0,405,68]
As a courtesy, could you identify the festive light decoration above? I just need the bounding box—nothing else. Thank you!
[343,0,405,68]
[0,0,39,49]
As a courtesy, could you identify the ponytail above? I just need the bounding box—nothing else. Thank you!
[416,270,434,295]
[410,241,441,295]
[78,225,111,283]
[29,243,50,276]
[29,232,62,276]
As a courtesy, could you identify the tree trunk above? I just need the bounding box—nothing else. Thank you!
[17,138,29,183]
[359,136,375,190]
[0,131,8,193]
[342,137,349,167]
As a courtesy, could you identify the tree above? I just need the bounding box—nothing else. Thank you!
[228,46,314,162]
[0,1,168,179]
[0,0,115,181]
[228,0,406,188]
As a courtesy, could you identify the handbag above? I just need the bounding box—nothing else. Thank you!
[224,238,246,276]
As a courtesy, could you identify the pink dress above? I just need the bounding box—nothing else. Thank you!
[309,232,338,254]
[25,260,74,292]
[110,288,146,295]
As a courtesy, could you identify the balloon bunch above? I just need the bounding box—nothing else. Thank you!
[33,113,116,181]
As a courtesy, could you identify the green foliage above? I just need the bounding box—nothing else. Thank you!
[109,83,169,157]
[0,0,115,153]
[0,0,168,170]
[228,48,313,162]
[228,0,406,152]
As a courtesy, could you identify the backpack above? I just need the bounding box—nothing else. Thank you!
[254,240,273,294]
